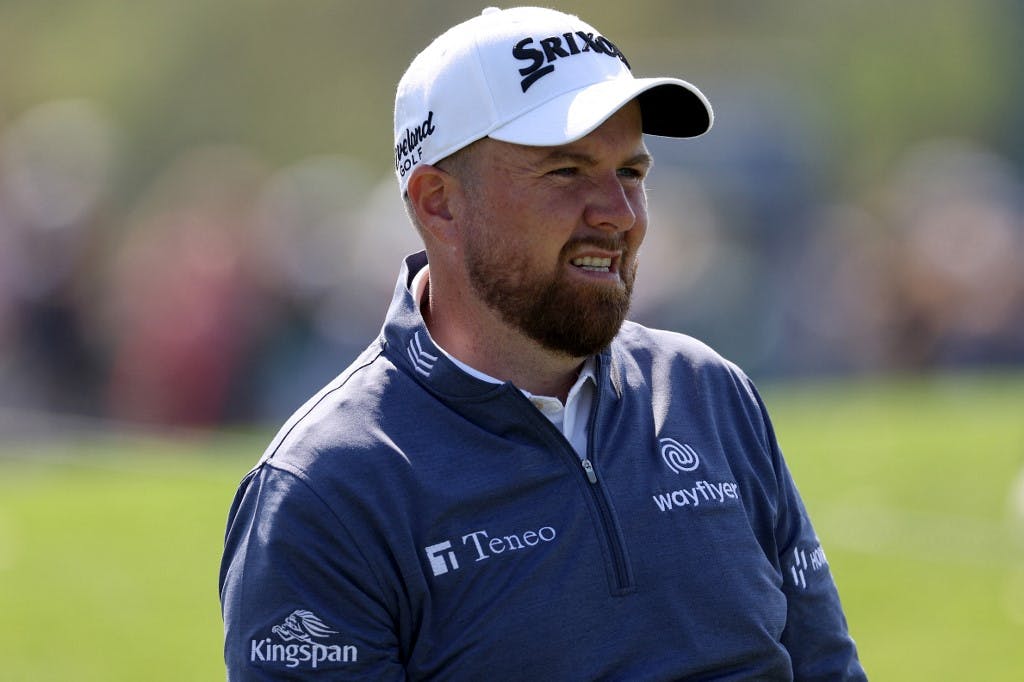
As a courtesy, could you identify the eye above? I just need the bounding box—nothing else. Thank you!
[547,167,579,178]
[618,167,645,181]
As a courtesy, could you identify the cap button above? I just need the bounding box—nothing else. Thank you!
[482,7,501,15]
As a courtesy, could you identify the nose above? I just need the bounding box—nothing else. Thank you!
[583,173,640,233]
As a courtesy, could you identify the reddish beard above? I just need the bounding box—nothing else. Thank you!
[465,236,637,358]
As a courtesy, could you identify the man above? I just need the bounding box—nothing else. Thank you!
[220,7,866,680]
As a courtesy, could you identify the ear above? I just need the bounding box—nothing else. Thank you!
[406,164,459,245]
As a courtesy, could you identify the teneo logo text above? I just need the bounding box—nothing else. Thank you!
[250,609,357,669]
[395,110,436,179]
[512,31,630,92]
[659,438,700,473]
[425,524,557,577]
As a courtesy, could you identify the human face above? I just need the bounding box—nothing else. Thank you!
[454,102,650,358]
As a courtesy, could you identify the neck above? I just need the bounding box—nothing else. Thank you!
[420,272,584,402]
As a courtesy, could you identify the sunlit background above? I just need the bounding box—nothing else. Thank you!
[1,1,1022,679]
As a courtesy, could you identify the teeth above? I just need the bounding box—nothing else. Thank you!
[572,256,612,271]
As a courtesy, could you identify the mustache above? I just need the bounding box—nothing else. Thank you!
[561,235,629,255]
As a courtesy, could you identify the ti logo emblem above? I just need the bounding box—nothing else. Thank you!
[425,541,459,576]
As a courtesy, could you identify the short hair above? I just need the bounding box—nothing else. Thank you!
[403,139,484,237]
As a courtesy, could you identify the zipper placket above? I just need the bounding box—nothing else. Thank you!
[578,366,633,592]
[506,358,634,593]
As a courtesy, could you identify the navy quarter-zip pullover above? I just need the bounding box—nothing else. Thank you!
[220,252,866,680]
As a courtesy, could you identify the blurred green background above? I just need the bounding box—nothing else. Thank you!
[1,0,1023,679]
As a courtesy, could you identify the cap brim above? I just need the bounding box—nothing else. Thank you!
[488,77,712,147]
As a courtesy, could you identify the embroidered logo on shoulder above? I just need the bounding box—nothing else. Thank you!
[250,609,358,669]
[272,609,337,643]
[407,331,438,377]
[788,541,830,590]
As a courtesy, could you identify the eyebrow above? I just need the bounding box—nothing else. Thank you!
[536,149,654,169]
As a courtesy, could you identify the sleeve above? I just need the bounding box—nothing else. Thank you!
[754,389,868,681]
[775,457,868,680]
[219,463,407,680]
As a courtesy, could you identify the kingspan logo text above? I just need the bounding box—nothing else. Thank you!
[250,609,357,669]
[251,640,357,669]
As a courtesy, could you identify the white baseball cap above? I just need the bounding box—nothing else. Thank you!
[393,6,713,193]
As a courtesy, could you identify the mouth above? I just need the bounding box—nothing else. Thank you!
[570,255,614,273]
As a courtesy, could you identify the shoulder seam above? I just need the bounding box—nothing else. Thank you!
[262,459,395,607]
[266,345,386,462]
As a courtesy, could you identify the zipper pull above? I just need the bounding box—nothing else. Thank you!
[581,458,598,484]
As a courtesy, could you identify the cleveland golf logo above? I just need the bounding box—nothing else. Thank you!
[395,110,436,178]
[250,609,357,669]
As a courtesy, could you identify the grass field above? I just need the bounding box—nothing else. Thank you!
[1,371,1022,680]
